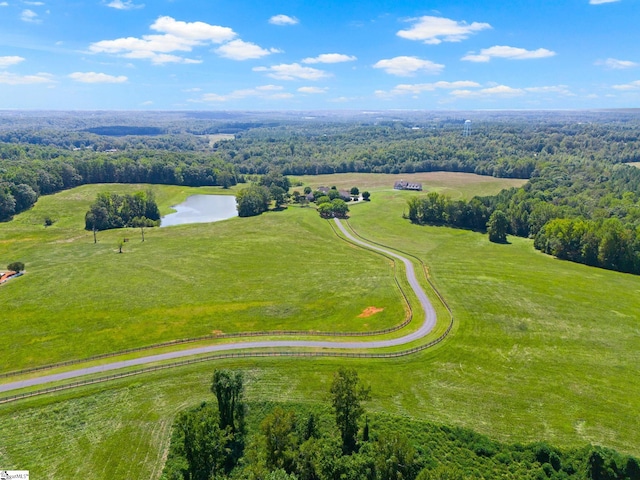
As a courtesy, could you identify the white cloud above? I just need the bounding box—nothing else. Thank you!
[298,86,328,94]
[0,71,53,85]
[0,2,9,6]
[215,39,279,61]
[373,56,444,76]
[0,56,25,68]
[106,0,144,10]
[254,85,282,91]
[69,72,128,83]
[589,0,620,4]
[253,63,330,81]
[195,84,290,102]
[302,53,356,64]
[397,16,491,45]
[462,45,556,62]
[448,84,573,99]
[89,16,237,64]
[450,85,525,98]
[141,100,153,105]
[524,85,574,96]
[329,96,355,103]
[376,81,481,97]
[21,9,39,22]
[269,14,298,26]
[271,93,295,100]
[23,1,44,5]
[612,80,640,91]
[150,16,236,42]
[596,58,637,69]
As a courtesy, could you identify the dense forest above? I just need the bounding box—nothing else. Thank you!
[162,368,640,480]
[405,157,640,274]
[1,110,640,273]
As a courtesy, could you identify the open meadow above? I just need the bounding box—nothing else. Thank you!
[1,173,639,478]
[0,184,408,372]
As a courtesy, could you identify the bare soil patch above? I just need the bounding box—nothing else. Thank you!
[358,306,384,318]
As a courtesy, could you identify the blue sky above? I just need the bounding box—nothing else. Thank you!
[0,0,639,110]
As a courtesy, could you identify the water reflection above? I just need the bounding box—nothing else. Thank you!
[161,194,238,227]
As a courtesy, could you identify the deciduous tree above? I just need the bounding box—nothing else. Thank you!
[7,261,24,272]
[261,407,298,473]
[180,403,231,480]
[236,184,271,217]
[212,370,245,434]
[487,210,509,243]
[330,367,370,455]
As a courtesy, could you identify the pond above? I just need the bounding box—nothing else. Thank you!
[161,194,238,227]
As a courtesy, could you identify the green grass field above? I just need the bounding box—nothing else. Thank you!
[291,171,527,200]
[1,173,639,479]
[0,184,407,372]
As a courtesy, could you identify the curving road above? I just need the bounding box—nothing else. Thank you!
[0,219,437,394]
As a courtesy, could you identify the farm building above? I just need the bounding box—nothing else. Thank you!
[394,180,423,191]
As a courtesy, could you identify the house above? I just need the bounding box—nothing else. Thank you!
[339,190,352,201]
[394,180,423,191]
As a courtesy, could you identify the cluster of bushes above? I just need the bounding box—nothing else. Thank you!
[317,198,349,219]
[6,261,24,272]
[306,186,354,219]
[236,174,366,219]
[162,368,640,480]
[84,190,160,232]
[297,186,371,219]
[235,172,290,217]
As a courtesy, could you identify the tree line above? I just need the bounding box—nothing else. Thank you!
[162,368,639,480]
[3,113,640,275]
[0,143,240,222]
[406,190,640,274]
[211,119,640,177]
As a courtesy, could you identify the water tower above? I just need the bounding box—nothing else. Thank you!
[463,119,471,137]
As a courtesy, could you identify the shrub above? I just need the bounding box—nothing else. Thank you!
[7,261,25,272]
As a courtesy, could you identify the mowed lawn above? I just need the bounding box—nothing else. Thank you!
[348,190,640,456]
[291,171,527,200]
[0,184,405,372]
[1,173,639,479]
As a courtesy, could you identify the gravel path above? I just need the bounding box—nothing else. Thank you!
[0,219,437,394]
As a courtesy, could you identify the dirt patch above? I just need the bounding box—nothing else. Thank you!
[358,306,384,318]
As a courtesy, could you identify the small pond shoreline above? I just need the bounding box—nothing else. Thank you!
[161,194,238,227]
